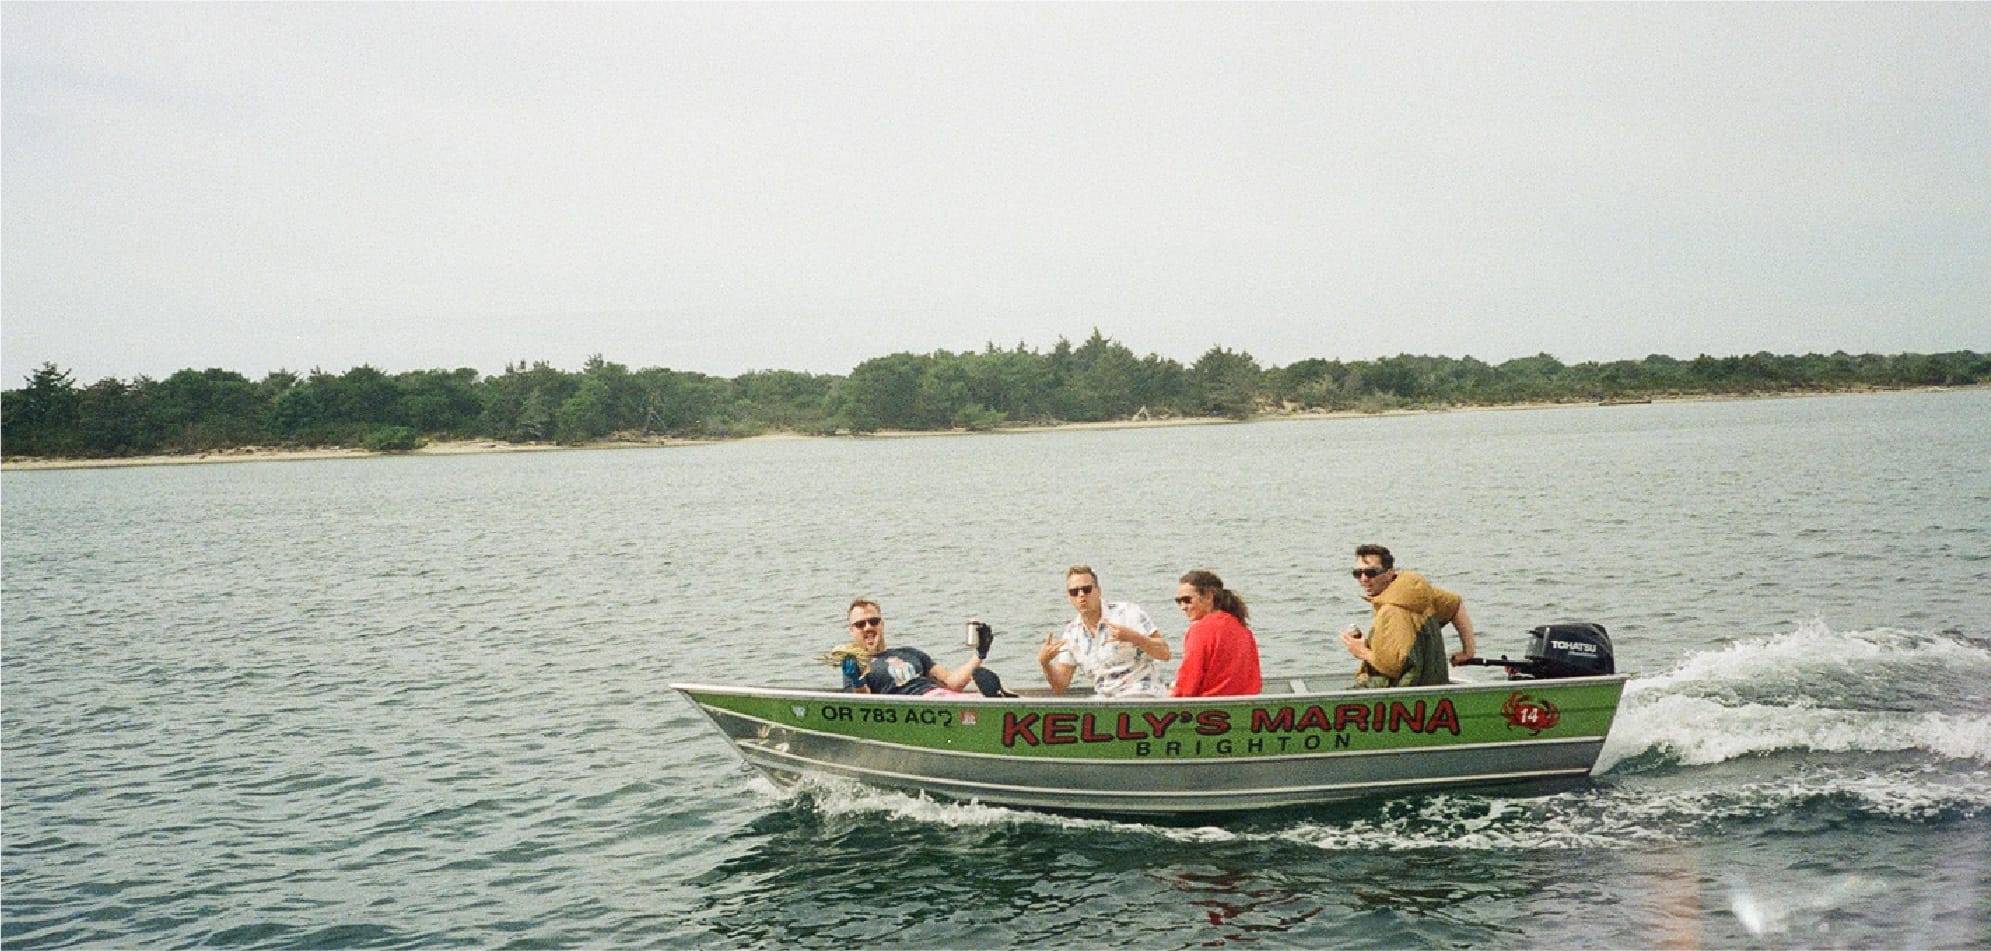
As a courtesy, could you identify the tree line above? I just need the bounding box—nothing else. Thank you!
[4,332,1986,459]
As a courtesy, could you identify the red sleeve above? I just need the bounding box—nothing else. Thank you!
[1172,622,1206,697]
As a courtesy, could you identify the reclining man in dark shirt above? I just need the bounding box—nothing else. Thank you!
[824,598,1013,697]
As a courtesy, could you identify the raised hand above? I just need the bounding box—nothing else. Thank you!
[1106,623,1147,645]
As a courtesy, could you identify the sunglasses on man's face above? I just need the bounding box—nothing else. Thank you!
[1174,595,1196,606]
[1351,567,1387,580]
[850,617,883,630]
[1067,584,1095,597]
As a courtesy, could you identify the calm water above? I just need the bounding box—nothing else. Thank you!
[4,390,1988,949]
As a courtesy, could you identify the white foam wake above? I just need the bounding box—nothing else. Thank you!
[1600,621,1991,771]
[1598,694,1991,772]
[1627,619,1991,697]
[776,765,1991,850]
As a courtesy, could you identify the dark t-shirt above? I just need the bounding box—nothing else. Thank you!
[861,647,941,695]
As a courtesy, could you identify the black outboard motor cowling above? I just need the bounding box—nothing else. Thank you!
[1522,623,1614,678]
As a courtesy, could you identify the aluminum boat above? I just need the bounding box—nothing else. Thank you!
[673,668,1629,815]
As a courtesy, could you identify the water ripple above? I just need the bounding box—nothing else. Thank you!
[5,390,1990,948]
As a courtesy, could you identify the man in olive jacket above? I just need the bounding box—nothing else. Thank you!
[1337,544,1477,688]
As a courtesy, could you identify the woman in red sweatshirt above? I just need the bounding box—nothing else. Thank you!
[1170,569,1262,697]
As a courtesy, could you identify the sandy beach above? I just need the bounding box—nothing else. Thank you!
[1,386,1969,472]
[0,438,697,471]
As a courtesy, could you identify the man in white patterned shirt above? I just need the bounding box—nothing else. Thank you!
[1036,565,1173,698]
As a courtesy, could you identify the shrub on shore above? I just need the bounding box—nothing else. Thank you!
[361,426,424,452]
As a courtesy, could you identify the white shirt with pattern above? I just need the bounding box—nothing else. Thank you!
[1054,601,1171,698]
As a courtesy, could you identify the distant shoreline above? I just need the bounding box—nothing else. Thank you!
[4,384,1979,472]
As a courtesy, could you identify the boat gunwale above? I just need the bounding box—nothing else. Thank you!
[670,672,1630,706]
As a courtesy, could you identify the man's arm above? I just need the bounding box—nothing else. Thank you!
[1125,606,1173,661]
[1448,603,1477,666]
[1038,633,1076,694]
[1107,622,1170,661]
[928,655,982,692]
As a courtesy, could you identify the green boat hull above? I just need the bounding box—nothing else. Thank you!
[673,673,1628,815]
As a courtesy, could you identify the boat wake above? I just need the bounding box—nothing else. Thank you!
[766,622,1991,850]
[1598,620,1991,771]
[770,764,1990,854]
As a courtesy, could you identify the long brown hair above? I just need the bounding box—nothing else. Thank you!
[1179,569,1248,624]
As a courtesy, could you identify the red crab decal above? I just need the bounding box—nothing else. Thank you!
[1501,692,1561,735]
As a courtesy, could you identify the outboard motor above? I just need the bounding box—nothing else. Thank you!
[1520,623,1614,678]
[1462,622,1615,680]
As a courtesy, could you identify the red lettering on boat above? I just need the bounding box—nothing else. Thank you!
[1251,707,1294,732]
[1425,698,1461,735]
[1195,710,1229,736]
[1334,704,1369,731]
[1114,713,1147,741]
[1002,713,1039,747]
[1389,700,1425,733]
[1042,712,1078,745]
[1295,705,1332,732]
[1079,714,1113,743]
[1144,711,1181,738]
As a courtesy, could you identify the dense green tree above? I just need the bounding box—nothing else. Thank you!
[578,356,646,432]
[1132,354,1191,415]
[2,363,81,456]
[836,353,926,432]
[480,361,574,439]
[633,368,728,436]
[270,380,333,443]
[555,375,616,442]
[330,366,400,424]
[514,388,556,441]
[965,344,1055,422]
[733,369,835,432]
[1066,331,1143,421]
[398,369,485,436]
[1190,346,1263,419]
[915,354,973,429]
[76,377,144,456]
[149,368,265,450]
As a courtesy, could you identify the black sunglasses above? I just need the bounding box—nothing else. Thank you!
[1351,567,1387,580]
[1174,595,1195,605]
[849,617,883,629]
[1067,584,1095,597]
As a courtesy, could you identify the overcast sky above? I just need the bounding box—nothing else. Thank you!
[4,3,1988,385]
